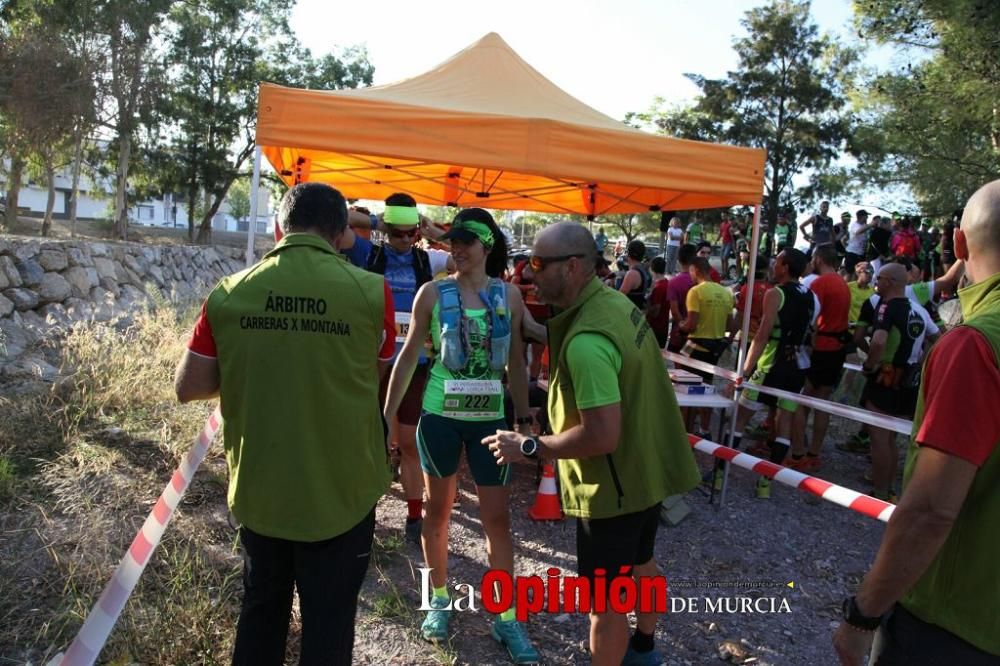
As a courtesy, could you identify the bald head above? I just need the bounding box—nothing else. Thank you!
[876,263,908,298]
[962,180,1000,255]
[535,222,597,276]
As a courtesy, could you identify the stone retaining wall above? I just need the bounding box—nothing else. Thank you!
[0,236,248,370]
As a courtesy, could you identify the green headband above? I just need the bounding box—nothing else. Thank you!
[454,219,494,247]
[384,205,420,226]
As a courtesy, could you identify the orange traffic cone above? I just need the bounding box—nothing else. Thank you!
[528,463,563,521]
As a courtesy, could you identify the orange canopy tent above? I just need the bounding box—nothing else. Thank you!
[253,32,765,218]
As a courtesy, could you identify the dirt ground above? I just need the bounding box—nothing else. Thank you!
[351,386,890,666]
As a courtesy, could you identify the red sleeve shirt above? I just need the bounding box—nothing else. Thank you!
[916,327,1000,466]
[186,281,397,361]
[187,301,217,358]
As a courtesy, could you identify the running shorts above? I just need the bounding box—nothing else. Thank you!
[576,503,661,592]
[415,412,511,486]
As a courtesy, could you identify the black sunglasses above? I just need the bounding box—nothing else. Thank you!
[388,227,419,239]
[529,253,585,272]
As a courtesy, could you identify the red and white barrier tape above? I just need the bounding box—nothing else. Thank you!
[688,433,896,523]
[663,350,913,436]
[53,407,223,666]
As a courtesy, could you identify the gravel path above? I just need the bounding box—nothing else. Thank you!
[351,406,889,666]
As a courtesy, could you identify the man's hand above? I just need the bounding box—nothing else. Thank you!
[832,622,875,666]
[481,429,530,465]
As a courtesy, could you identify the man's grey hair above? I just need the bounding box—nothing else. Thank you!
[547,222,597,276]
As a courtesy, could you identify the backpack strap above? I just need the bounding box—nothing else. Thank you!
[412,247,433,286]
[365,244,386,274]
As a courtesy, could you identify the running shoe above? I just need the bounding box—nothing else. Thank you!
[755,478,771,499]
[747,441,772,458]
[744,423,771,439]
[786,455,821,473]
[405,517,422,545]
[622,645,665,666]
[421,595,451,642]
[491,617,540,664]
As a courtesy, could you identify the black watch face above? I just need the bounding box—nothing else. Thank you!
[521,438,537,456]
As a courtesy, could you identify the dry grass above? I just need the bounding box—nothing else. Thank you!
[0,304,241,665]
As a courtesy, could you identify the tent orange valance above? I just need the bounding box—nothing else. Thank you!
[255,32,765,216]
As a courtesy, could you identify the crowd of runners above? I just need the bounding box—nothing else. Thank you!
[596,202,967,503]
[173,182,1000,665]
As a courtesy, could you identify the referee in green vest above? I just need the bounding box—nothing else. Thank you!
[174,182,396,665]
[484,222,700,666]
[833,179,1000,664]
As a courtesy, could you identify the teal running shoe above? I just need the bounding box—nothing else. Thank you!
[421,595,451,642]
[491,617,540,664]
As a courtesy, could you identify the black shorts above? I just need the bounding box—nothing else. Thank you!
[863,379,917,419]
[687,340,726,384]
[806,348,847,389]
[576,503,661,586]
[742,360,806,413]
[872,603,1000,665]
[379,363,428,426]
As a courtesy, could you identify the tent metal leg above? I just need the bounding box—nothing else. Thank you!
[717,203,763,508]
[245,146,263,268]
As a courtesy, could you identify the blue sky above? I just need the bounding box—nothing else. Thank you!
[286,0,910,214]
[289,0,893,122]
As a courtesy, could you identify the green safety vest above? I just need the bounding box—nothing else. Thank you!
[207,233,391,542]
[546,278,701,519]
[775,223,790,244]
[900,271,1000,655]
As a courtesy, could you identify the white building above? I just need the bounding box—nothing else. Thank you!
[1,159,269,234]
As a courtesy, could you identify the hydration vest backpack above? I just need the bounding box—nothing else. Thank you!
[434,278,511,371]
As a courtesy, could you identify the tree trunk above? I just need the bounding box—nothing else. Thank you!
[187,179,198,243]
[197,188,230,245]
[41,160,56,237]
[69,126,84,238]
[4,156,24,231]
[114,132,131,241]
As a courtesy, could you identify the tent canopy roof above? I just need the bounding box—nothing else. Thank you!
[256,32,765,216]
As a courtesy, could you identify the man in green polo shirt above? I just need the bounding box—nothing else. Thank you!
[174,182,395,665]
[833,179,1000,664]
[484,222,700,666]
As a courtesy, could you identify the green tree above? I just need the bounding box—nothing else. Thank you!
[850,0,1000,215]
[598,213,659,246]
[629,0,858,231]
[226,177,251,228]
[0,25,94,235]
[161,0,374,243]
[100,0,172,240]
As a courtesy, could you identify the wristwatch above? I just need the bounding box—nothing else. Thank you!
[842,596,882,631]
[520,437,540,459]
